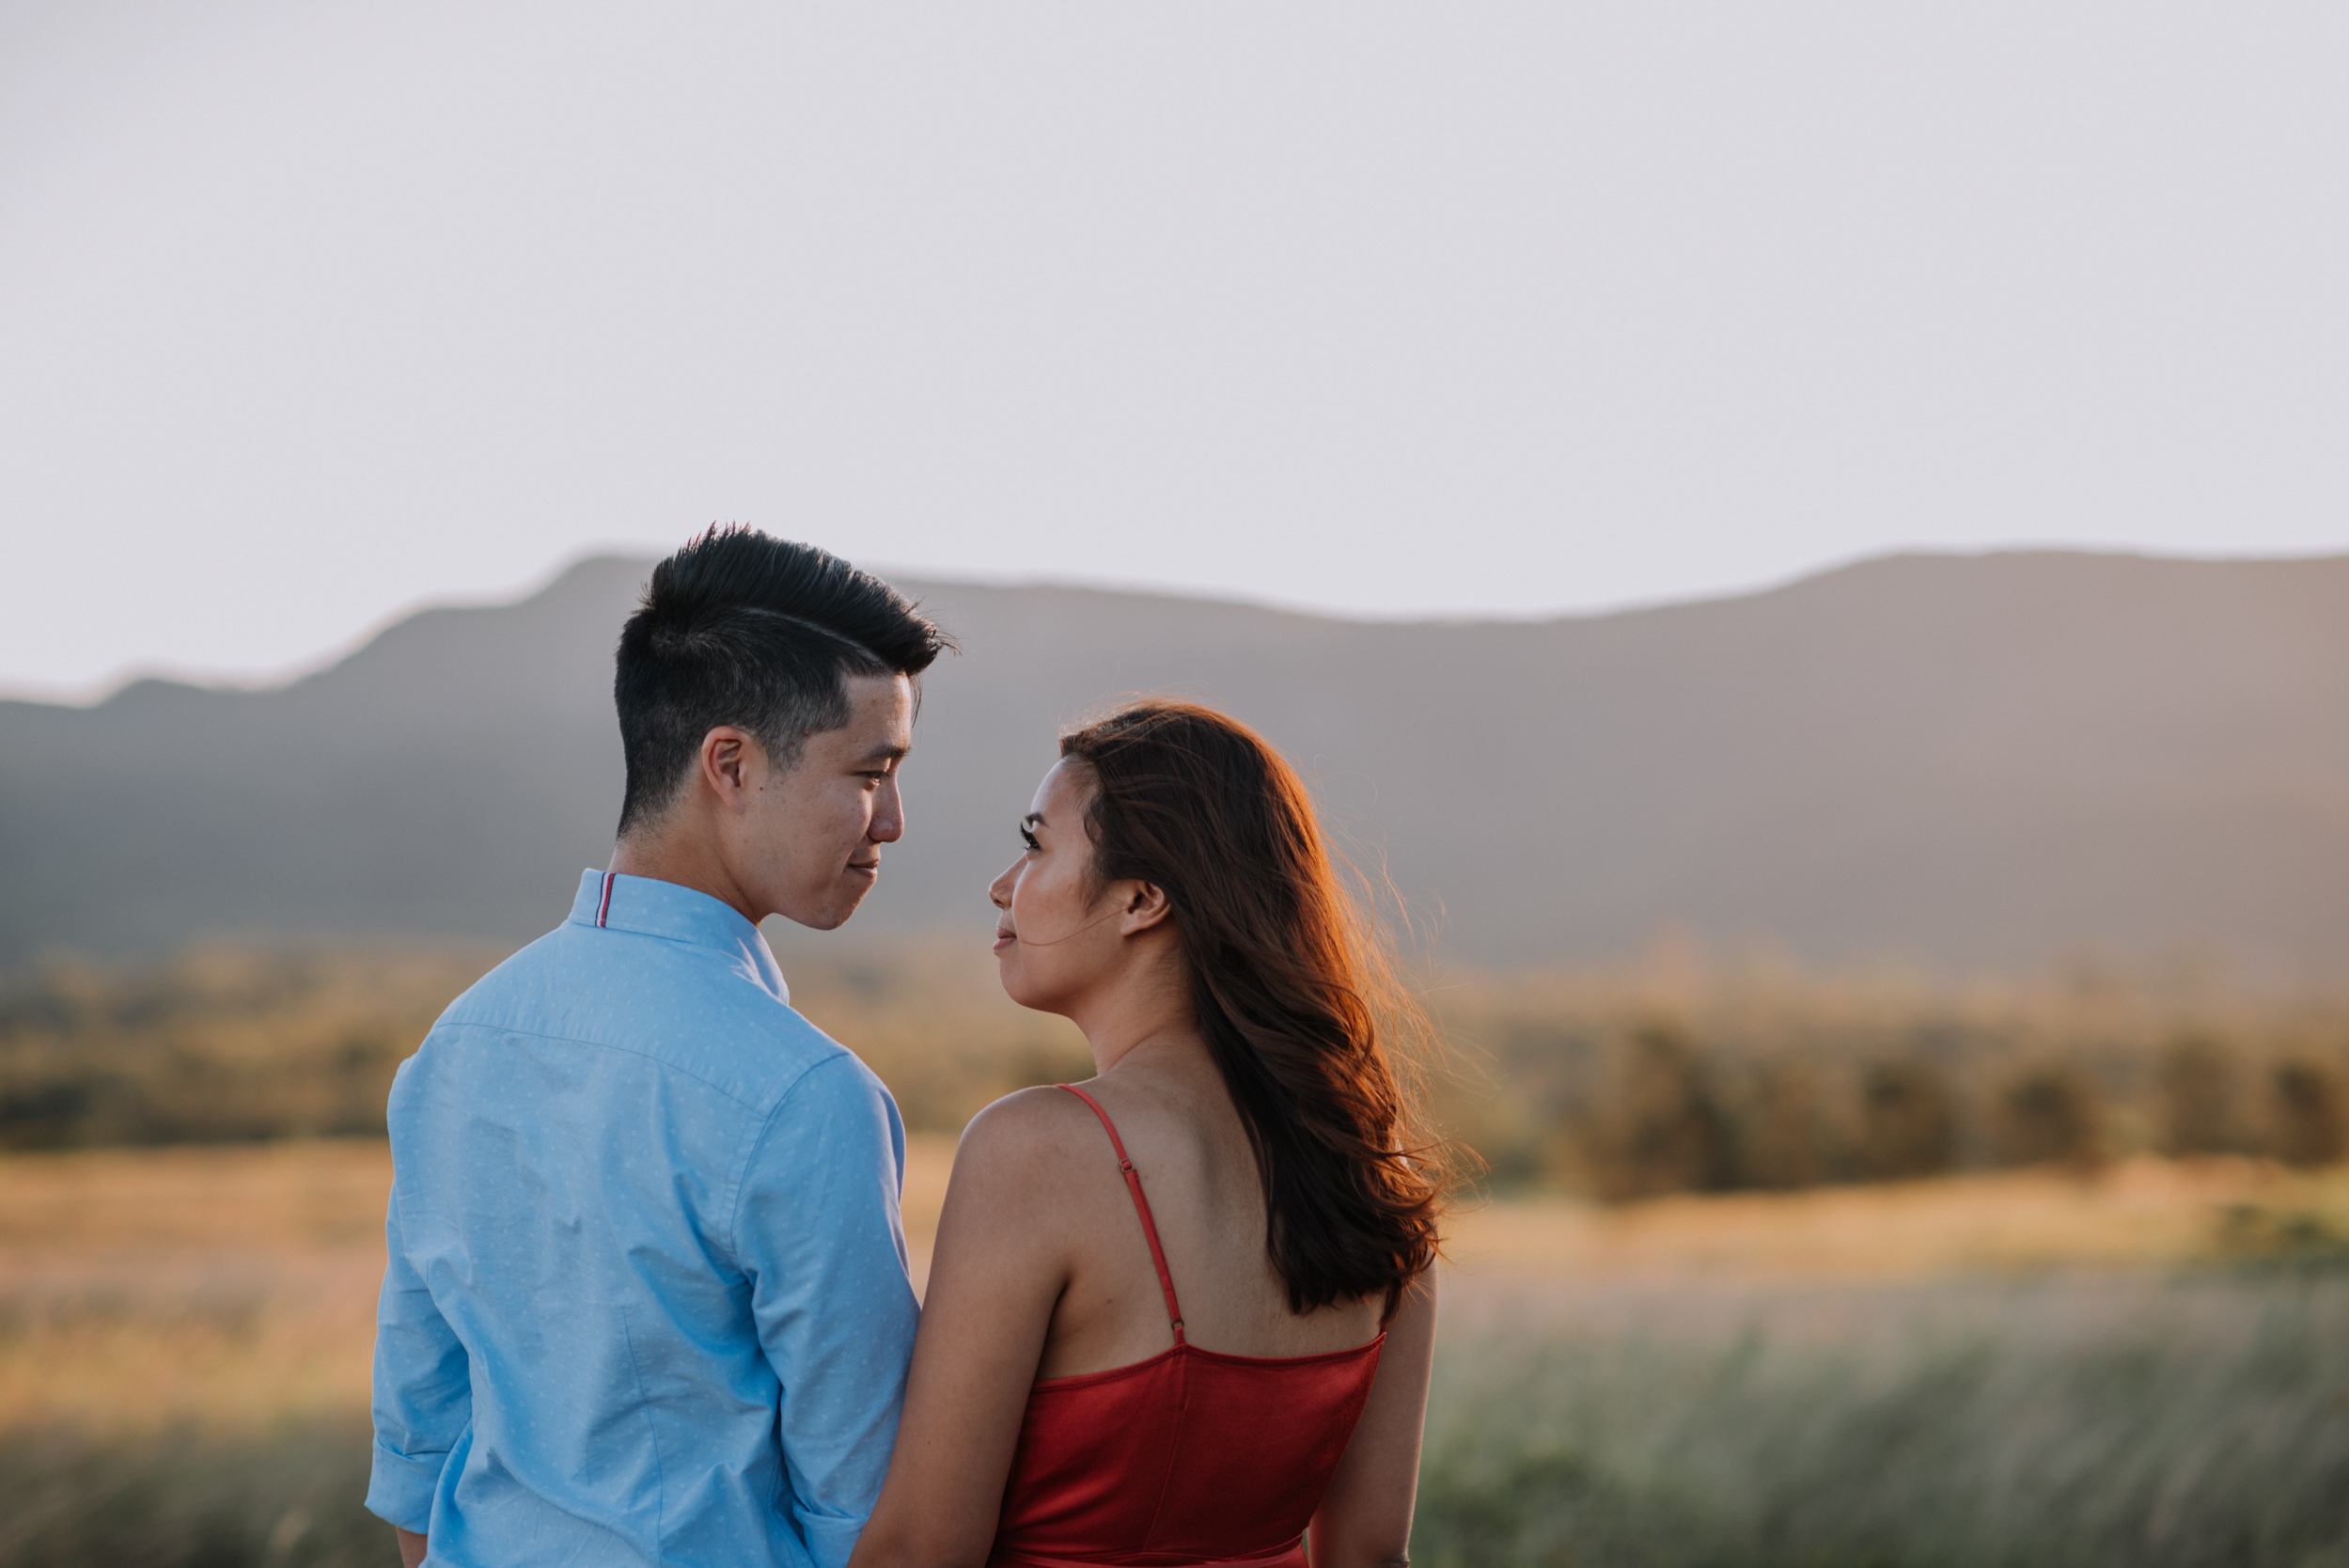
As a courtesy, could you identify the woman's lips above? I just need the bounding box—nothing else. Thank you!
[992,926,1015,953]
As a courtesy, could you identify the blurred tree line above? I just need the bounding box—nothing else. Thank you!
[0,936,1089,1152]
[3,942,2345,1198]
[1430,961,2349,1198]
[0,946,499,1148]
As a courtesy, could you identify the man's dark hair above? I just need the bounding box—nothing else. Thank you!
[614,527,950,836]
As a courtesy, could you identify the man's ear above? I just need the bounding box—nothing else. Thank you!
[697,726,760,808]
[1118,880,1174,937]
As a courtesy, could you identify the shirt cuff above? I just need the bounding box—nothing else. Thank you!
[796,1508,869,1568]
[365,1441,449,1534]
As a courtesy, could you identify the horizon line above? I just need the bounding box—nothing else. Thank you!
[5,541,2342,710]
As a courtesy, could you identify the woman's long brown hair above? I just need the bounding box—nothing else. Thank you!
[1060,700,1448,1313]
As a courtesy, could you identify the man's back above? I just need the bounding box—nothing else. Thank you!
[368,870,920,1568]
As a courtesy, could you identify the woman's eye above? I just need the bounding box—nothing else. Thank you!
[1019,828,1041,852]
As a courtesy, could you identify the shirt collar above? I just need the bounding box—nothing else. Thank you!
[568,870,789,1002]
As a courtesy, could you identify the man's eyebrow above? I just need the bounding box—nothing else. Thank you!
[858,741,911,764]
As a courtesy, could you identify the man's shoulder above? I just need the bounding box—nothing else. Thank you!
[422,920,868,1114]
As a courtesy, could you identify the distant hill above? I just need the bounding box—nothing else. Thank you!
[3,551,2346,979]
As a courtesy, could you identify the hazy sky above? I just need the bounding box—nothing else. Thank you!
[3,3,2344,698]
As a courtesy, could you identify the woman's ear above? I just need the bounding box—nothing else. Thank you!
[1118,880,1174,936]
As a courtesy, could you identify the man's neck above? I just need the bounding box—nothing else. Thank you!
[608,823,759,925]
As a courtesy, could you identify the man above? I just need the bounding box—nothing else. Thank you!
[367,528,949,1567]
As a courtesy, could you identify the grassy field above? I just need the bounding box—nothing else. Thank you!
[6,1139,2348,1565]
[1418,1273,2349,1568]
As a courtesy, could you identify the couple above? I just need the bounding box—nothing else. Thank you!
[368,528,1445,1568]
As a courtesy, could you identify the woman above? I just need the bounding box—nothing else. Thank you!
[848,701,1448,1568]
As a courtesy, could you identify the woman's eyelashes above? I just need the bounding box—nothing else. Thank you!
[1019,824,1041,853]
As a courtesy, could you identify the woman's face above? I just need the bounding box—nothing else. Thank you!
[989,760,1121,1015]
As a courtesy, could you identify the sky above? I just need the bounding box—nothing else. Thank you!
[2,3,2344,699]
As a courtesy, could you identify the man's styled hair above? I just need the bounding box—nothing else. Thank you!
[614,527,949,836]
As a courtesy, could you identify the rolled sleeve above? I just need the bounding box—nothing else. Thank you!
[367,1197,472,1532]
[734,1054,922,1567]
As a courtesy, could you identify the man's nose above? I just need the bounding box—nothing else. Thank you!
[869,777,905,843]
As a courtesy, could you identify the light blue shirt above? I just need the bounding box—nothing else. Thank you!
[368,870,921,1568]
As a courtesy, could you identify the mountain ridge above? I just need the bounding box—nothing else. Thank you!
[5,548,2345,978]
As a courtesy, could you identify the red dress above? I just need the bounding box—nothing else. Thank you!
[987,1085,1387,1568]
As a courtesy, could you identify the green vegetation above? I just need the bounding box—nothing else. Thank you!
[0,946,499,1149]
[1,1422,389,1568]
[9,1274,2348,1568]
[10,947,2348,1566]
[1433,962,2349,1196]
[8,943,2349,1205]
[0,936,1092,1152]
[1415,1273,2349,1567]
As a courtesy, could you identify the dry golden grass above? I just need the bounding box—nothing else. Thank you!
[1445,1155,2349,1282]
[5,1137,2343,1438]
[0,1140,393,1435]
[0,1137,965,1436]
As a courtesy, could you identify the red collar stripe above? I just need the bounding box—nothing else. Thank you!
[596,871,616,928]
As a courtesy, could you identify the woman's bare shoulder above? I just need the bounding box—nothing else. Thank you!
[950,1083,1119,1194]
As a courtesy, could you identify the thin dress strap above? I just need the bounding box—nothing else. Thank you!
[1057,1084,1186,1345]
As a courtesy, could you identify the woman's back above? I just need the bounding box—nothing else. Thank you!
[988,1081,1385,1568]
[1022,1072,1385,1382]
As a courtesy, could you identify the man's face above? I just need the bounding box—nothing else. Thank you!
[728,672,915,930]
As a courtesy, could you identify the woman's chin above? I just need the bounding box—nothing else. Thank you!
[994,965,1057,1017]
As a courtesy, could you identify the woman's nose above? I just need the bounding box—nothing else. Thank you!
[987,859,1016,909]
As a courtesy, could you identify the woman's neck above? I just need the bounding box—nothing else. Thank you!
[1068,949,1200,1077]
[1087,1018,1209,1078]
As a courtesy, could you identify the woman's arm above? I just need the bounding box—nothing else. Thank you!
[848,1094,1074,1568]
[1307,1271,1438,1568]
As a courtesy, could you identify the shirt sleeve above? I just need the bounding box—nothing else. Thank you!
[366,1192,473,1532]
[733,1052,923,1568]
